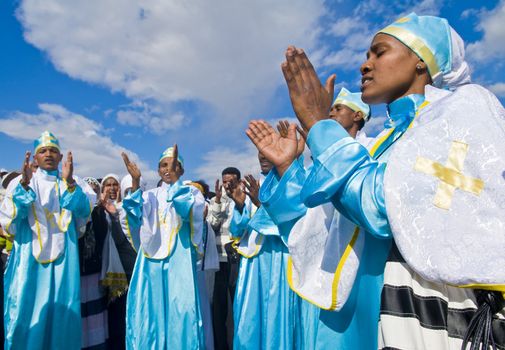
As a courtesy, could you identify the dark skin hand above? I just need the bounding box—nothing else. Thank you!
[225,179,246,212]
[97,187,117,215]
[246,120,299,177]
[214,179,223,204]
[276,120,306,158]
[243,174,261,208]
[61,151,76,188]
[281,46,336,131]
[158,144,183,185]
[19,151,33,190]
[121,152,142,192]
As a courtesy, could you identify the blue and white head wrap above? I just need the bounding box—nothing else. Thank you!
[377,12,471,90]
[332,87,371,121]
[34,131,61,154]
[159,147,184,168]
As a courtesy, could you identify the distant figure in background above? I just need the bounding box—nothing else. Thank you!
[189,180,219,350]
[80,176,109,350]
[99,174,137,350]
[208,167,243,350]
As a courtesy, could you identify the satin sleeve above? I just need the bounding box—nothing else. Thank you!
[167,180,194,221]
[122,188,144,250]
[302,119,391,239]
[259,160,308,242]
[0,183,36,236]
[61,185,92,219]
[229,204,250,240]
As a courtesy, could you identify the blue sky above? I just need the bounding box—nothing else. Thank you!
[1,0,504,186]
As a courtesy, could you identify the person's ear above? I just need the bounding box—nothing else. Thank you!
[57,152,63,163]
[415,60,428,74]
[353,111,365,122]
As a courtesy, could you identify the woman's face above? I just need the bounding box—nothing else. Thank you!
[360,34,426,105]
[102,178,120,200]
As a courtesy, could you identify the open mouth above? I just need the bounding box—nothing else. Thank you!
[361,77,373,89]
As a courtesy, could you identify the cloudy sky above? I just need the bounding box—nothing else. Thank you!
[1,0,504,186]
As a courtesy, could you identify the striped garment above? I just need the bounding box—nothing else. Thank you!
[379,244,505,350]
[81,273,109,350]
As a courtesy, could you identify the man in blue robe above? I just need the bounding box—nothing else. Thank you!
[228,152,303,349]
[0,131,93,349]
[121,145,206,349]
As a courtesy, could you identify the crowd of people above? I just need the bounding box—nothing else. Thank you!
[1,12,505,350]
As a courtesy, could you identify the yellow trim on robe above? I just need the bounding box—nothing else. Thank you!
[369,100,430,157]
[237,234,264,259]
[189,209,204,257]
[5,196,17,235]
[123,212,137,253]
[286,227,360,310]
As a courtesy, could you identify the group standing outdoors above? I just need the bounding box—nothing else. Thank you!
[1,12,505,350]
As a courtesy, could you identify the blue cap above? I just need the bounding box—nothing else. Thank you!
[332,88,371,121]
[34,131,61,153]
[159,147,184,168]
[377,13,452,87]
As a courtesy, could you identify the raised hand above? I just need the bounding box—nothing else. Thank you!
[20,151,33,189]
[243,174,261,208]
[214,179,222,204]
[281,46,336,131]
[277,120,305,158]
[167,144,181,184]
[121,152,141,192]
[62,151,75,186]
[98,187,117,215]
[246,120,298,177]
[225,181,246,212]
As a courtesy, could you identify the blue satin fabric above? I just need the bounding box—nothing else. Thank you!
[123,181,204,350]
[261,160,389,349]
[4,184,89,349]
[230,200,302,350]
[272,94,422,349]
[302,94,425,238]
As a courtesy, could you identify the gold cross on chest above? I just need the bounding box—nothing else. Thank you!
[414,140,485,210]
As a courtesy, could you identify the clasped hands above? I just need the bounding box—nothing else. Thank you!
[246,46,334,177]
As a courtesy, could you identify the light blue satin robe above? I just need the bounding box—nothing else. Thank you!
[122,181,204,350]
[2,181,90,350]
[260,94,424,350]
[230,200,302,350]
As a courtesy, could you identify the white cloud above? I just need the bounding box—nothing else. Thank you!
[466,0,505,63]
[17,0,325,131]
[0,104,158,185]
[487,82,505,97]
[193,144,260,186]
[320,0,442,74]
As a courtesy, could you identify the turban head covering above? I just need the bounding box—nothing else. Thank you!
[34,131,61,154]
[159,147,184,168]
[100,173,120,187]
[121,174,147,192]
[332,87,371,121]
[377,12,471,90]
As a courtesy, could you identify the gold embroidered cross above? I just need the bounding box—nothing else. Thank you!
[414,140,485,210]
[44,208,57,230]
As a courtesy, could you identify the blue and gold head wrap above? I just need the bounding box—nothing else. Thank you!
[34,131,61,154]
[333,88,371,121]
[377,12,471,89]
[159,147,184,168]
